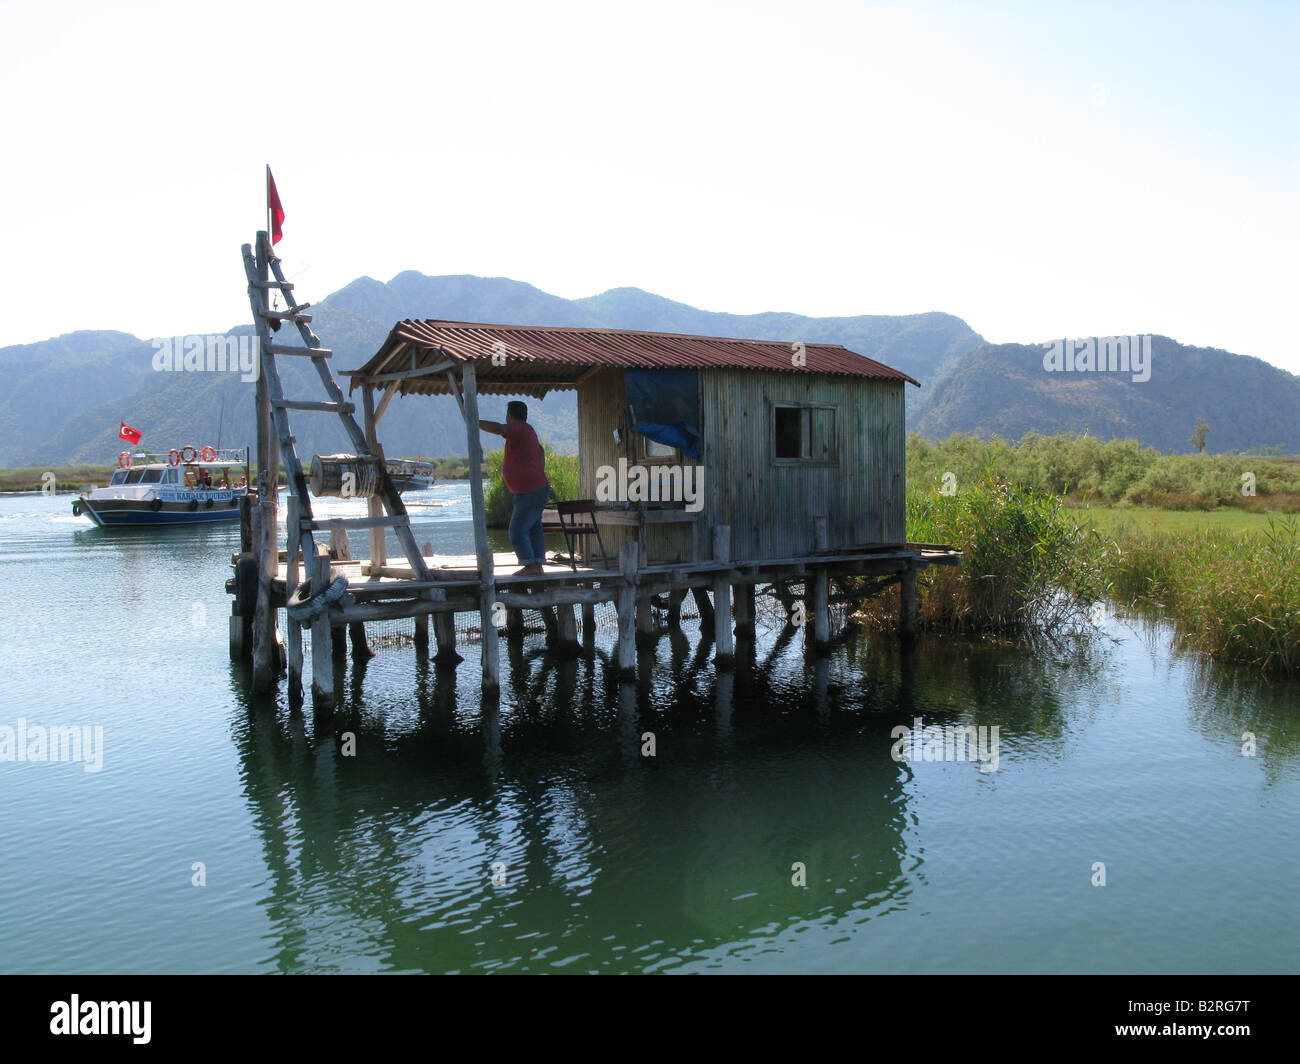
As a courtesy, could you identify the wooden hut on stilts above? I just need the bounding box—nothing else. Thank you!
[227,230,959,709]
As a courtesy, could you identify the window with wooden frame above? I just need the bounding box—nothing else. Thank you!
[634,432,682,464]
[772,403,837,464]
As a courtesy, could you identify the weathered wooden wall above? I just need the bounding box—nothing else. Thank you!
[700,369,906,558]
[577,367,696,564]
[578,367,906,564]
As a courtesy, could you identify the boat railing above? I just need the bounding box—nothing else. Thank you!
[118,447,250,466]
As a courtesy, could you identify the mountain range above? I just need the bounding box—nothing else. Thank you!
[2,273,1296,465]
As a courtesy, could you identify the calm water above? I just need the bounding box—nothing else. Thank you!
[1,486,1296,973]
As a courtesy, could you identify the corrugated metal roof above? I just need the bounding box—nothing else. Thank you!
[344,320,919,398]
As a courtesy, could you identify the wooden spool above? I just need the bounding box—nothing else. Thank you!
[308,453,382,498]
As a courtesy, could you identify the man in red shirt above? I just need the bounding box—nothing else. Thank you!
[478,401,550,576]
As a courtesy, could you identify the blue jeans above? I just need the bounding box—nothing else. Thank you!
[508,484,549,565]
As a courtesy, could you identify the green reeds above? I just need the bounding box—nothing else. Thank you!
[860,474,1107,634]
[1106,516,1299,674]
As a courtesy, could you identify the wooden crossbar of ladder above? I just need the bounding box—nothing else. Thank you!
[241,232,435,700]
[240,231,431,584]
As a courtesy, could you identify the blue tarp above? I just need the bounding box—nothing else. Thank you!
[625,369,701,459]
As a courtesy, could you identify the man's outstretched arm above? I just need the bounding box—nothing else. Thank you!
[478,420,507,436]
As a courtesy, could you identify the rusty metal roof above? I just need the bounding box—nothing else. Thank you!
[344,320,919,398]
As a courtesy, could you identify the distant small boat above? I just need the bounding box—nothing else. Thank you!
[73,446,251,527]
[386,457,434,494]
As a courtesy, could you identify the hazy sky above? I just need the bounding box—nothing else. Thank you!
[1,0,1295,372]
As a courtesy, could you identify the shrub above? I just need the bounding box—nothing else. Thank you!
[483,446,579,527]
[862,474,1107,633]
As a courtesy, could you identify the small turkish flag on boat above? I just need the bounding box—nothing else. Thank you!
[119,422,142,444]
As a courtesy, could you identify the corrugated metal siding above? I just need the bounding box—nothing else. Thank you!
[700,369,904,558]
[577,367,634,559]
[577,367,906,564]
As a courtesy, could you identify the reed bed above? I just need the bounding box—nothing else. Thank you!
[1106,517,1299,675]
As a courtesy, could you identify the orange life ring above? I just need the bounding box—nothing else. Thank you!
[180,445,198,464]
[118,451,131,469]
[168,449,181,466]
[200,445,216,463]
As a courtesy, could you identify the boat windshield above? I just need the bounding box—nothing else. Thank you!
[109,471,127,486]
[140,468,163,484]
[124,469,145,484]
[184,466,239,489]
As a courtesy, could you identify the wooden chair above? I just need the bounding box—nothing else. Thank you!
[542,499,610,570]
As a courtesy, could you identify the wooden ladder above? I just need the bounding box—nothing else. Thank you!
[240,232,431,584]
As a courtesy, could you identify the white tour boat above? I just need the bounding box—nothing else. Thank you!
[73,446,251,527]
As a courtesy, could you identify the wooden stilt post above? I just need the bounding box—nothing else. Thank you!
[733,582,755,640]
[433,608,461,665]
[666,587,686,629]
[812,515,830,652]
[636,541,656,645]
[712,525,734,669]
[412,541,432,658]
[310,545,335,708]
[285,495,303,704]
[616,542,638,679]
[349,620,372,662]
[581,602,596,643]
[326,528,370,662]
[556,602,579,654]
[900,566,917,641]
[361,384,387,571]
[413,611,429,656]
[251,317,280,694]
[691,586,715,631]
[506,607,525,642]
[332,520,353,658]
[812,569,830,649]
[461,361,499,691]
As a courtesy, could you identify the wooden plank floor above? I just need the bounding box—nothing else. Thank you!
[275,551,617,588]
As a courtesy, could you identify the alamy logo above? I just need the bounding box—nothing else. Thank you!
[50,995,151,1044]
[152,334,260,382]
[890,717,1000,772]
[1042,335,1151,383]
[0,718,104,773]
[594,458,704,513]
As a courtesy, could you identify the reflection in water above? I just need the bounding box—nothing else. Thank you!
[230,609,1300,973]
[8,495,1295,973]
[1116,611,1300,786]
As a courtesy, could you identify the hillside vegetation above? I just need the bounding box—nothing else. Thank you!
[907,432,1300,511]
[916,338,1300,453]
[2,274,982,466]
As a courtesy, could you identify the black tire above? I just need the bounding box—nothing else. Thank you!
[151,498,163,512]
[287,574,348,622]
[234,553,258,616]
[71,502,82,517]
[188,500,198,511]
[204,499,214,509]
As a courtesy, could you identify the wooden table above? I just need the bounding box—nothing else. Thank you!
[589,504,703,564]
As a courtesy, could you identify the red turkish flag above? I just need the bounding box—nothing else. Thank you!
[119,422,142,444]
[267,166,285,245]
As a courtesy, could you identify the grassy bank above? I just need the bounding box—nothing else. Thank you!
[1068,505,1282,535]
[1105,518,1299,674]
[1,456,473,493]
[891,466,1299,675]
[908,432,1300,512]
[0,466,118,493]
